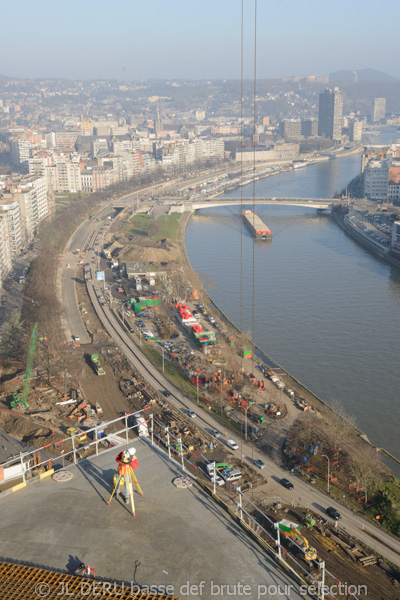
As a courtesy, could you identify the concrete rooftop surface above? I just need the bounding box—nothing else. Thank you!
[0,438,307,600]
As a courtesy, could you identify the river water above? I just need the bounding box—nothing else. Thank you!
[185,144,400,459]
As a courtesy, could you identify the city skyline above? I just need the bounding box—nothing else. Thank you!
[1,0,399,81]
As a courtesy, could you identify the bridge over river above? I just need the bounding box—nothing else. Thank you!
[179,197,337,211]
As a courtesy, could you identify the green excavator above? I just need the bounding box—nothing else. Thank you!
[11,323,38,409]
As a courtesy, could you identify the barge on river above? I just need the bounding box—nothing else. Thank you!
[243,210,272,240]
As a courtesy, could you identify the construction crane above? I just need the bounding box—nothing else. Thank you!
[11,322,38,409]
[289,524,318,562]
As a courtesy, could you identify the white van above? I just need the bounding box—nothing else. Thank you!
[221,468,242,482]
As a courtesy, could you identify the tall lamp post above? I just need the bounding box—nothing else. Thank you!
[322,454,330,494]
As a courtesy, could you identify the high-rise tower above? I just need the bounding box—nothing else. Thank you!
[154,104,162,137]
[318,87,343,140]
[371,98,386,123]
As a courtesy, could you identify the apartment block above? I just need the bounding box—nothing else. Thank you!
[348,119,363,142]
[0,214,12,285]
[363,159,389,200]
[0,199,23,257]
[10,139,31,166]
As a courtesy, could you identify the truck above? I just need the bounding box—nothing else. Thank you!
[205,463,225,486]
[132,413,149,437]
[91,353,105,376]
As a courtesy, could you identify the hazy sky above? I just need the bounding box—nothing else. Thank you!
[2,0,399,81]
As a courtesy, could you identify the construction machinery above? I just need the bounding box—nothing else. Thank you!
[11,323,38,409]
[91,353,105,376]
[289,524,318,562]
[303,512,316,528]
[66,427,87,443]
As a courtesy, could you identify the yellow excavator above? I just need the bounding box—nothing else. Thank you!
[289,525,318,562]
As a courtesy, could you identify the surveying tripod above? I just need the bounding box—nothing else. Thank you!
[108,466,143,517]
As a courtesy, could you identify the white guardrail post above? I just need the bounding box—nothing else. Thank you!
[319,561,325,600]
[178,437,184,470]
[71,435,77,464]
[237,486,242,518]
[276,524,282,559]
[20,452,25,482]
[150,414,154,445]
[95,424,99,456]
[166,427,171,459]
[125,414,129,442]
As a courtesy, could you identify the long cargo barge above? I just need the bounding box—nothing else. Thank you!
[243,210,272,240]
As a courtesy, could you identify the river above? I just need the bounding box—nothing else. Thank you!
[185,144,400,459]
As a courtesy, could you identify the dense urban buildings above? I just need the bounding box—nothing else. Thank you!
[0,74,398,287]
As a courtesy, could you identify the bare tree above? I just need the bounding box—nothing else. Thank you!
[288,413,329,456]
[0,309,25,360]
[347,445,386,503]
[326,399,357,458]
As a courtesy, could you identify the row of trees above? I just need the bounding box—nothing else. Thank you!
[287,405,400,535]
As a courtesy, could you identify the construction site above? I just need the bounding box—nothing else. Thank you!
[1,201,400,600]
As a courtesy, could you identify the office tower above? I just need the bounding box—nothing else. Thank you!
[372,98,386,123]
[318,87,343,140]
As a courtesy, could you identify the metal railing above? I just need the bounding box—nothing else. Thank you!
[0,408,152,482]
[0,409,361,599]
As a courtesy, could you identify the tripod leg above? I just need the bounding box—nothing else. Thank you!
[131,470,144,496]
[108,473,123,505]
[127,474,135,517]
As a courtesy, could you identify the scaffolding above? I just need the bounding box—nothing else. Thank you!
[0,560,181,600]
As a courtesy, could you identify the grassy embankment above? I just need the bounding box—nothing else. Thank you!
[122,212,181,241]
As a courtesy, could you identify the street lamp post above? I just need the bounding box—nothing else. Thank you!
[322,454,330,494]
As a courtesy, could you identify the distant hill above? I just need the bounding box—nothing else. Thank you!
[330,69,399,83]
[0,73,16,83]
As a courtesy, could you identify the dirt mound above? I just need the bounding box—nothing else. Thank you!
[115,235,179,265]
[0,410,64,446]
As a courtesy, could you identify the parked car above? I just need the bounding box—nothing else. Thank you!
[141,329,154,337]
[227,439,238,450]
[326,507,341,520]
[221,468,242,482]
[280,478,294,490]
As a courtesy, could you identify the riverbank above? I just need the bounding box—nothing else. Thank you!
[181,205,400,478]
[332,205,400,271]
